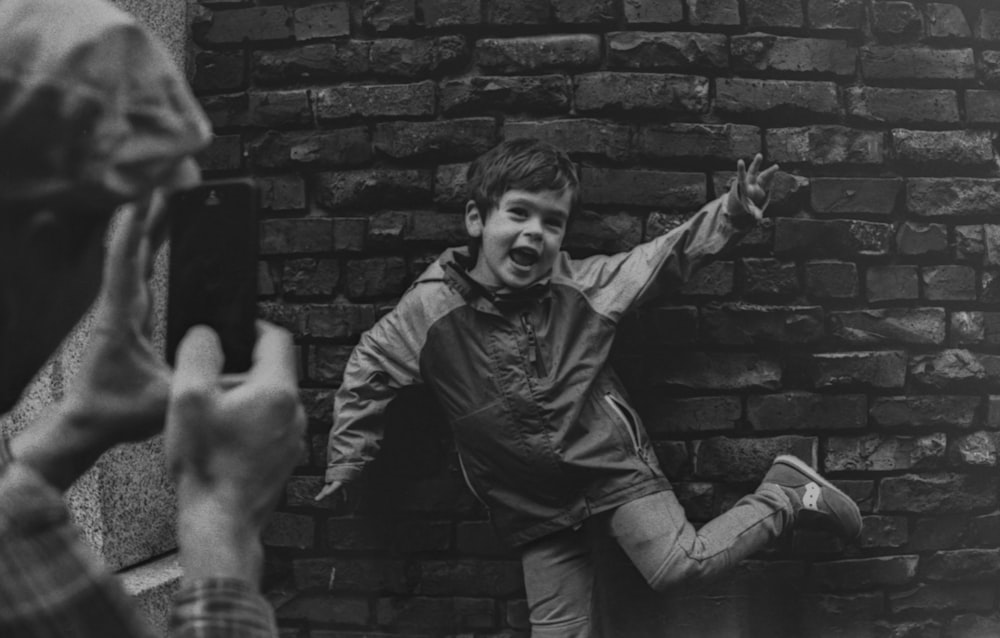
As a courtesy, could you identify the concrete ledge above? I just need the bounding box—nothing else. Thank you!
[120,552,181,637]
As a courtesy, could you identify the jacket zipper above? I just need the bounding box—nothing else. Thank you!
[520,312,546,377]
[604,394,650,463]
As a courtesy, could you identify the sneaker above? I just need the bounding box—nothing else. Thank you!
[762,455,862,541]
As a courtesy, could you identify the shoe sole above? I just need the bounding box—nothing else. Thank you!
[773,455,862,541]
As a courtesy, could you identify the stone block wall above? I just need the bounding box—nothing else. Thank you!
[189,1,1000,635]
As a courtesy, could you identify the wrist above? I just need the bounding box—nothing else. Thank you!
[177,494,265,586]
[9,403,110,491]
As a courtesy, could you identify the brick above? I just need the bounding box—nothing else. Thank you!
[910,349,987,391]
[810,178,900,216]
[952,311,986,345]
[908,178,1000,217]
[893,129,995,167]
[248,90,311,127]
[746,0,803,27]
[553,0,613,23]
[276,595,369,625]
[574,72,709,114]
[871,395,980,429]
[303,302,379,338]
[198,93,249,130]
[872,1,923,37]
[608,32,727,70]
[866,265,918,302]
[640,396,741,434]
[922,265,976,301]
[731,35,856,75]
[805,261,858,299]
[374,118,497,161]
[980,9,1000,40]
[774,218,892,258]
[423,0,481,27]
[812,556,919,591]
[911,513,1000,550]
[948,614,1000,638]
[967,90,1000,125]
[456,521,512,557]
[859,515,908,549]
[636,305,698,347]
[198,134,242,173]
[831,308,945,345]
[884,473,1000,515]
[307,344,353,384]
[252,42,370,85]
[417,560,522,596]
[956,224,985,262]
[826,433,947,471]
[299,387,334,423]
[295,557,409,592]
[926,3,971,38]
[316,169,432,211]
[282,258,340,296]
[686,0,739,26]
[983,51,1000,87]
[503,119,630,162]
[259,175,306,212]
[890,583,995,614]
[377,596,496,631]
[702,304,825,345]
[315,82,436,121]
[475,35,600,73]
[680,260,734,296]
[195,6,293,44]
[293,2,350,40]
[363,0,414,31]
[636,123,759,162]
[263,512,315,549]
[743,258,798,300]
[193,51,245,93]
[486,0,549,25]
[694,436,816,481]
[862,46,975,80]
[897,222,948,256]
[768,126,884,165]
[807,0,864,30]
[563,210,642,253]
[714,78,840,118]
[440,76,571,116]
[950,431,999,467]
[582,168,705,209]
[332,218,367,252]
[344,257,408,299]
[249,129,371,170]
[369,36,469,78]
[260,218,334,255]
[847,87,958,124]
[747,392,866,431]
[982,271,1000,304]
[625,0,683,23]
[406,211,468,244]
[652,353,782,391]
[432,164,468,208]
[805,351,907,390]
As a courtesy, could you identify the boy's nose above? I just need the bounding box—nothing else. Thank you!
[522,216,543,237]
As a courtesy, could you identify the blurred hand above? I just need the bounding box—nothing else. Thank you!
[166,321,306,584]
[726,153,780,223]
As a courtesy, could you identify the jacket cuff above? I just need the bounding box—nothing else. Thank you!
[325,464,363,484]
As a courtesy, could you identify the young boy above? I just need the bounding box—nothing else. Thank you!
[317,139,861,636]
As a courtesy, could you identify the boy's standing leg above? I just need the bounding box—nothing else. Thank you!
[521,527,596,638]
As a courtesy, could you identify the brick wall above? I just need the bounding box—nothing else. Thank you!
[189,0,1000,635]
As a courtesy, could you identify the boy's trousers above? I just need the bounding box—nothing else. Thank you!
[521,485,792,638]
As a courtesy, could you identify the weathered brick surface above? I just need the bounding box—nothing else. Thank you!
[190,3,1000,633]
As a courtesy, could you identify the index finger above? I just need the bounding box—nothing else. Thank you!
[246,320,299,388]
[747,153,763,181]
[173,325,225,394]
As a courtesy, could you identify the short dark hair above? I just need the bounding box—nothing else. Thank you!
[466,138,580,219]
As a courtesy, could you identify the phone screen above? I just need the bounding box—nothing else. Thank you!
[166,178,259,373]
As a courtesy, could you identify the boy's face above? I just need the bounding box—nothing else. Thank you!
[465,187,572,290]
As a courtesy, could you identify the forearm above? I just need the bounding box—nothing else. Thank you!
[176,494,264,586]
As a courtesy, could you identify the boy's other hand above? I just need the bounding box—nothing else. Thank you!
[166,321,306,585]
[727,153,779,224]
[315,480,344,502]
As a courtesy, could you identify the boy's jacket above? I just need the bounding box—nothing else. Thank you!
[326,195,752,546]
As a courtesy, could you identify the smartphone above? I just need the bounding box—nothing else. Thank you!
[166,178,259,374]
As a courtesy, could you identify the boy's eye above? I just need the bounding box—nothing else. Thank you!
[509,208,528,219]
[545,217,566,230]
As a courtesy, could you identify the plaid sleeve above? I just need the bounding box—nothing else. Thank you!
[0,460,155,638]
[169,578,277,638]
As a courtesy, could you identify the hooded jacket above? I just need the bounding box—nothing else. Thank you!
[325,194,754,546]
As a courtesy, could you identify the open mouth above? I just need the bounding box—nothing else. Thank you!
[509,247,540,268]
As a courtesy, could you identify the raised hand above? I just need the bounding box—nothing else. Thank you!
[727,153,780,223]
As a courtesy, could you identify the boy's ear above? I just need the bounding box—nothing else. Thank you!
[464,200,483,239]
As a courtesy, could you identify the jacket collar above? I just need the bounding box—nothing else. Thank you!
[442,249,551,312]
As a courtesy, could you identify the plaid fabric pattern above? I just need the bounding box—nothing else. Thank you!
[0,437,276,637]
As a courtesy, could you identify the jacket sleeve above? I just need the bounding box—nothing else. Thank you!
[565,193,758,322]
[325,302,425,485]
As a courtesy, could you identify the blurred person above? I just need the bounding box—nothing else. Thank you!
[0,0,305,636]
